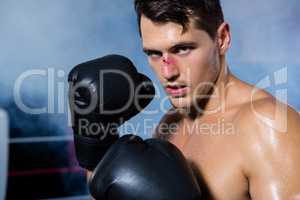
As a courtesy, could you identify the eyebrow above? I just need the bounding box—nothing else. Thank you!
[143,41,198,54]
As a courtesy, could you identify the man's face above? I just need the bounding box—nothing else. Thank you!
[140,15,221,109]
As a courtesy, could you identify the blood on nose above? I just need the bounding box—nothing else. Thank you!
[161,56,178,80]
[163,57,175,65]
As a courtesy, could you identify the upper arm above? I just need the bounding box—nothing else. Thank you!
[238,99,300,199]
[86,170,96,200]
[87,170,93,182]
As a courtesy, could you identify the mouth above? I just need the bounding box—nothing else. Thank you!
[165,84,188,97]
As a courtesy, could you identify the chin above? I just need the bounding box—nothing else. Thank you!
[169,95,203,117]
[169,96,193,110]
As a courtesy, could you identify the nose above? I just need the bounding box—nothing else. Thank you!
[161,55,179,81]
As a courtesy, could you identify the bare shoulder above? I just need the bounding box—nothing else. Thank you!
[152,108,183,140]
[235,95,300,136]
[234,95,300,196]
[235,96,300,181]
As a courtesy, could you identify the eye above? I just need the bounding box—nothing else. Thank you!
[145,50,162,59]
[175,46,193,55]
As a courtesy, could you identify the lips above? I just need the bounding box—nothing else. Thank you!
[165,85,188,97]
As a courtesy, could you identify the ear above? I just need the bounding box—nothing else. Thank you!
[216,22,231,55]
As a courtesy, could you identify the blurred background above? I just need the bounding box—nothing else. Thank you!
[0,0,299,199]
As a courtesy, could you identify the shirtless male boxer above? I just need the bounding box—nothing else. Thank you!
[133,0,300,199]
[69,1,300,199]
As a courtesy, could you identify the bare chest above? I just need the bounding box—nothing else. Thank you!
[169,119,250,199]
[186,141,249,200]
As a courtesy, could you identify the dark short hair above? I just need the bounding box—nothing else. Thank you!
[134,0,224,39]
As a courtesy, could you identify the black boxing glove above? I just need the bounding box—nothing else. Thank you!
[68,55,155,170]
[89,135,202,200]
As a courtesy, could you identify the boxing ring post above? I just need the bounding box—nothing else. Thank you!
[0,109,8,200]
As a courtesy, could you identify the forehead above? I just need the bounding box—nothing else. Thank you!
[140,15,207,49]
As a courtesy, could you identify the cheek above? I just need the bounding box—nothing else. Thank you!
[183,52,207,77]
[148,60,164,80]
[183,49,219,85]
[191,47,218,72]
[148,58,159,71]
